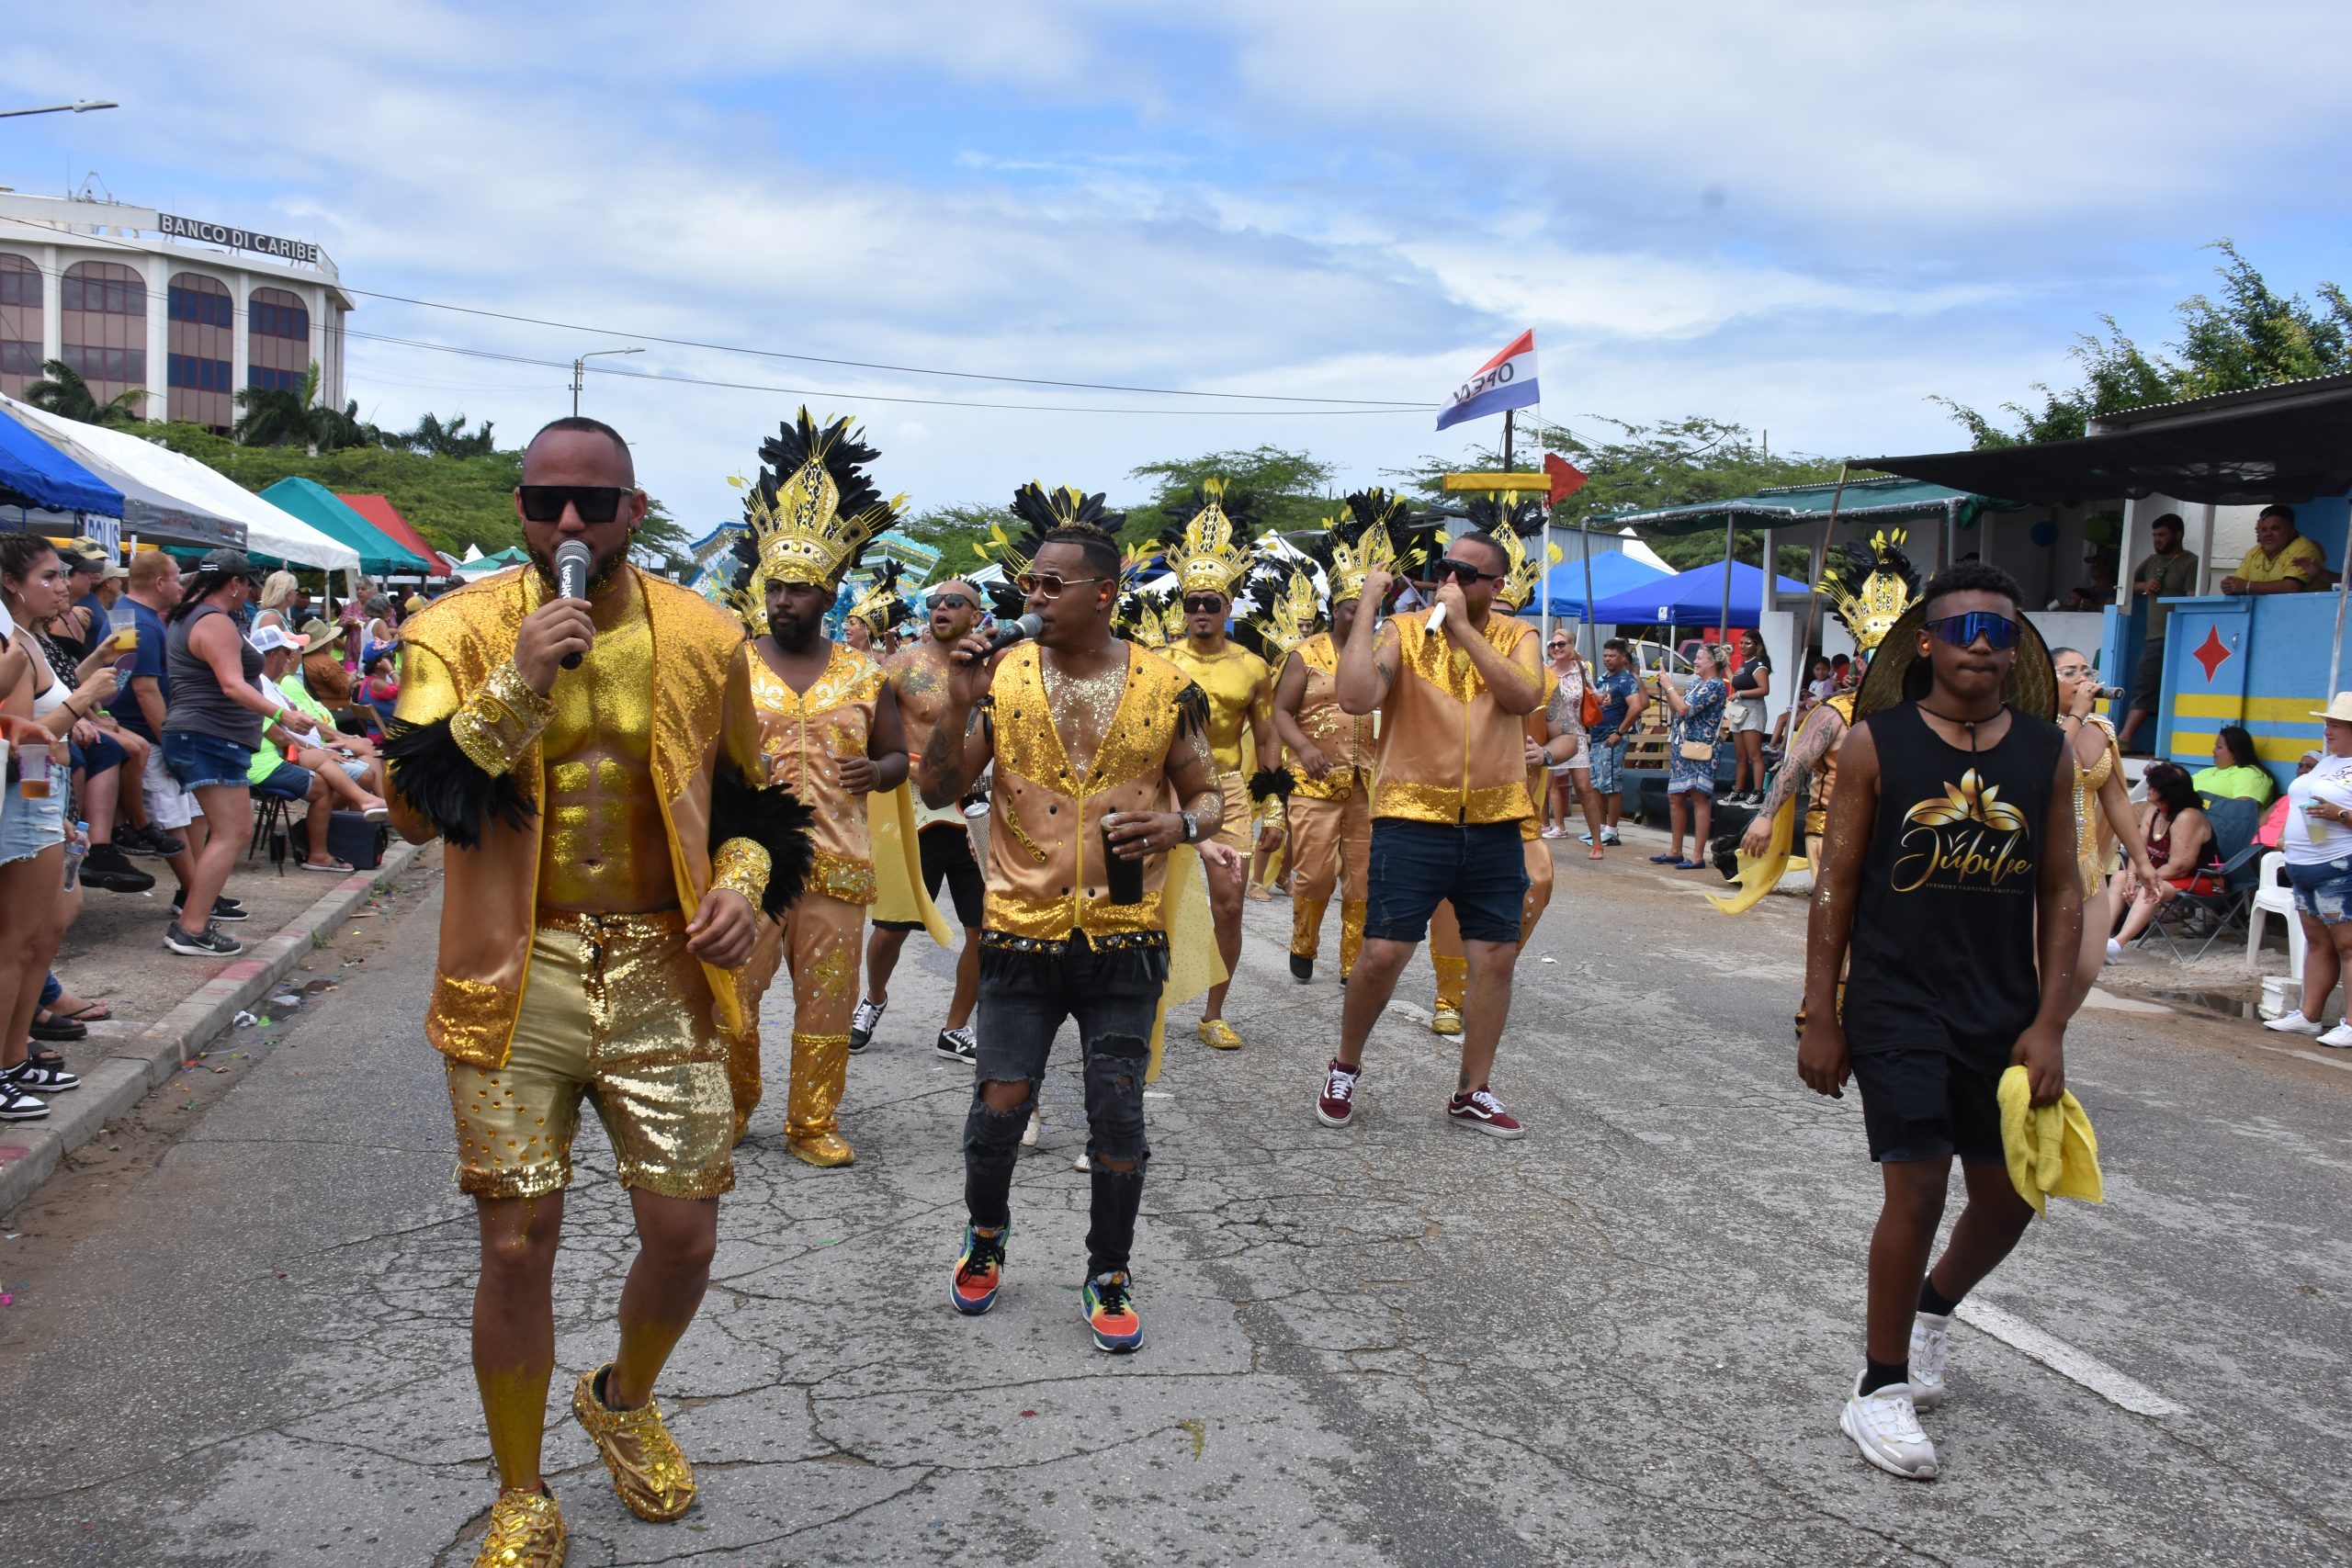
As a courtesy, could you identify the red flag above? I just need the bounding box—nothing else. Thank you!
[1544,453,1588,505]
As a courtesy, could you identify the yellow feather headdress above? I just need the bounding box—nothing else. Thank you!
[729,407,907,597]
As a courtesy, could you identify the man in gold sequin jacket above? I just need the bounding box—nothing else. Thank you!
[384,418,811,1567]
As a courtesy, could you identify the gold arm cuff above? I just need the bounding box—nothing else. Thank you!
[712,837,772,908]
[447,660,556,777]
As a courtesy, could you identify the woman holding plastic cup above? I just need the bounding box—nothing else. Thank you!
[0,535,120,1120]
[2266,694,2352,1044]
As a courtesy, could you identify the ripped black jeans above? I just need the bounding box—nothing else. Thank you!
[964,934,1166,1278]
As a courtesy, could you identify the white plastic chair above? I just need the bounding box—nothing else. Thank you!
[2246,849,2308,980]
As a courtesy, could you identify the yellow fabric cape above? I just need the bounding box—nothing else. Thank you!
[1997,1066,2105,1215]
[1148,843,1227,1081]
[865,784,954,947]
[1707,796,1798,917]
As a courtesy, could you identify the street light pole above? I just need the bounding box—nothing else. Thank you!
[571,346,643,414]
[0,100,119,119]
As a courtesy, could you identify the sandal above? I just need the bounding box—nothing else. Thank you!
[29,1011,87,1043]
[48,997,112,1023]
[26,1043,71,1073]
[301,859,357,873]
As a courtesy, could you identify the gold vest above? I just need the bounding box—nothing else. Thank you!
[749,642,884,904]
[1371,610,1540,825]
[390,567,766,1067]
[981,641,1200,945]
[1289,632,1375,801]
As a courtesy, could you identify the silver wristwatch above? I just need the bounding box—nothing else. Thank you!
[1181,810,1201,844]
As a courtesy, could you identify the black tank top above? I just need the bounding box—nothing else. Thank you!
[1840,700,2065,1069]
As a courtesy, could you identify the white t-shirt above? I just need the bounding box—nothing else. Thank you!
[2283,753,2352,864]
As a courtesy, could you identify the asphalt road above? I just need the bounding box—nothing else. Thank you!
[3,830,2347,1566]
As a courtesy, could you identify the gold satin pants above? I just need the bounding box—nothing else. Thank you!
[447,909,734,1201]
[1214,768,1254,852]
[730,890,866,1140]
[1431,837,1555,1012]
[1288,783,1371,974]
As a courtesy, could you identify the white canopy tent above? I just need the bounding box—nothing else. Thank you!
[0,392,360,572]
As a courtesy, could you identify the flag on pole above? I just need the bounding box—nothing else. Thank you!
[1436,330,1539,432]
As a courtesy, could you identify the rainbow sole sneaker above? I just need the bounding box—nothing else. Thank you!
[951,1222,1008,1315]
[1082,1271,1144,1354]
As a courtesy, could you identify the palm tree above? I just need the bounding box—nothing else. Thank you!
[23,359,146,426]
[396,412,497,457]
[232,361,379,452]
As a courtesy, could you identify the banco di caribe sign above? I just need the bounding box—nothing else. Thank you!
[156,211,320,267]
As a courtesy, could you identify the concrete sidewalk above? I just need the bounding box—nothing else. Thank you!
[0,835,423,1216]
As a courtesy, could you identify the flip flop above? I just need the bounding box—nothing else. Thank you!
[301,859,357,873]
[1648,853,1679,864]
[47,999,112,1024]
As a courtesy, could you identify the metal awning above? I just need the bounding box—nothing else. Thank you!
[1599,477,2019,535]
[1863,374,2352,505]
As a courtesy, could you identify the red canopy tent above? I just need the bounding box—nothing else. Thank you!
[337,493,458,578]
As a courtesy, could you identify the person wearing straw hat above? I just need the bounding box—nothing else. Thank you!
[2263,693,2352,1045]
[1799,559,2078,1482]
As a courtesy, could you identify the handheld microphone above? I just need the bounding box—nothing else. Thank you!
[555,541,592,670]
[2090,684,2127,702]
[988,612,1044,651]
[1423,603,1447,637]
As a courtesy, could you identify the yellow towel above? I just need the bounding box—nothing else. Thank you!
[865,785,954,948]
[1148,843,1228,1081]
[1707,796,1796,916]
[1996,1066,2104,1215]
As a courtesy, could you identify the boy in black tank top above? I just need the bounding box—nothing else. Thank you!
[1800,562,2079,1482]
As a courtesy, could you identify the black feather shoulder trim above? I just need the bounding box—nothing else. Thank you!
[710,765,819,920]
[382,716,535,852]
[1171,682,1212,742]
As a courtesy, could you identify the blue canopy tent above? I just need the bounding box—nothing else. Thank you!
[1522,550,1668,622]
[1589,558,1809,631]
[0,405,122,521]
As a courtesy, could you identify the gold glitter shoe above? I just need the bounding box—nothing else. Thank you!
[1196,1018,1243,1051]
[1430,1006,1464,1037]
[473,1485,565,1567]
[786,1132,855,1168]
[571,1366,696,1522]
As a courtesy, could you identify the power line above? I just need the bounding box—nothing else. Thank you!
[342,327,1425,417]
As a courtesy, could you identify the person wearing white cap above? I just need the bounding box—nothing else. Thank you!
[2263,693,2352,1045]
[245,625,389,867]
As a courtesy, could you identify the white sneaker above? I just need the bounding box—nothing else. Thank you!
[1022,1107,1042,1148]
[1577,831,1595,845]
[1908,1312,1952,1410]
[1839,1375,1938,1480]
[2104,938,2123,965]
[1600,829,1622,846]
[2318,1023,2352,1049]
[2265,1010,2324,1035]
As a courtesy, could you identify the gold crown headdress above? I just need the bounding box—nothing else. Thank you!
[842,560,911,637]
[1818,529,1922,653]
[978,481,1142,619]
[1463,491,1555,613]
[1493,527,1565,613]
[1157,479,1257,600]
[728,409,907,604]
[1306,488,1424,604]
[1238,563,1320,662]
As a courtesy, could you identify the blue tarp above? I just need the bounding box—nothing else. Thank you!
[0,408,121,515]
[1519,550,1670,621]
[1589,558,1809,630]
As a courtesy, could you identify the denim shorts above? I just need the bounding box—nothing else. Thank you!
[1363,818,1528,946]
[255,761,316,800]
[1590,737,1628,795]
[0,763,66,866]
[2289,855,2352,924]
[162,730,256,792]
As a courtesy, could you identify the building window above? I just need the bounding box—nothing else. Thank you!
[61,261,148,408]
[167,272,234,430]
[246,285,310,398]
[0,254,39,397]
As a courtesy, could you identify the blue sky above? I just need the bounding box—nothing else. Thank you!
[7,2,2351,547]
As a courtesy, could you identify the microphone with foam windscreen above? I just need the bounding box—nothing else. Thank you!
[555,540,592,670]
[988,612,1044,652]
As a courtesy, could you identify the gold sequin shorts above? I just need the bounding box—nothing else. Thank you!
[447,908,735,1201]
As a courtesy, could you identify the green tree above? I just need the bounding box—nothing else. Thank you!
[392,412,498,457]
[232,362,379,452]
[1936,241,2352,447]
[899,502,1017,579]
[22,359,145,425]
[1124,445,1339,550]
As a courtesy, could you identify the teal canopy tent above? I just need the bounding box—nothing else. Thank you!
[257,477,430,575]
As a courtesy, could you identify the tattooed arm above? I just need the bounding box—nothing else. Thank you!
[1739,701,1847,856]
[914,629,998,809]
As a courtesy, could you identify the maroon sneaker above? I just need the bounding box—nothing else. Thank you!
[1316,1059,1361,1127]
[1446,1084,1524,1139]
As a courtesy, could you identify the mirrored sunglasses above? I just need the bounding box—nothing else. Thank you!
[1926,610,2021,650]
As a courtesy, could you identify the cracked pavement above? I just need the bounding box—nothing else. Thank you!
[3,837,2348,1565]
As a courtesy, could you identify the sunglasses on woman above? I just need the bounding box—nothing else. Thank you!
[1015,570,1110,599]
[516,485,634,524]
[1925,610,2021,650]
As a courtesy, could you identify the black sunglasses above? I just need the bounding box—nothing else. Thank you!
[1182,594,1227,614]
[517,484,633,525]
[1925,610,2021,650]
[1436,557,1498,584]
[929,592,977,612]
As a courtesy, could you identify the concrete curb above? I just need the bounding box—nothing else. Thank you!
[0,839,424,1218]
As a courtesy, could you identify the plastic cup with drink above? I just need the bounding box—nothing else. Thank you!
[17,738,55,799]
[108,605,138,691]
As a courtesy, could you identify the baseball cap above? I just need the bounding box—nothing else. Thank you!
[197,547,264,583]
[247,624,311,654]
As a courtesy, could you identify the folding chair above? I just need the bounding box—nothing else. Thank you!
[2146,795,2262,959]
[248,789,293,874]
